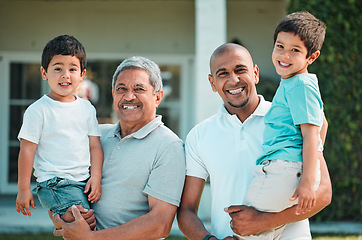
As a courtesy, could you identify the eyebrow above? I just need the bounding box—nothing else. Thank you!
[235,64,247,69]
[51,62,64,66]
[216,64,247,74]
[51,62,79,67]
[115,83,147,88]
[276,40,303,49]
[215,68,226,76]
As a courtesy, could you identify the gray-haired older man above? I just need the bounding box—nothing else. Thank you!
[54,56,186,240]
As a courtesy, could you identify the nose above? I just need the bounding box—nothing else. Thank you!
[229,71,240,83]
[61,70,70,79]
[279,49,290,59]
[123,90,136,101]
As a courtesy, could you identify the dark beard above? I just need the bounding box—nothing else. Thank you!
[228,98,249,108]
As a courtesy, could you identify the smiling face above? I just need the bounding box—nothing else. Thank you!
[112,68,163,135]
[208,45,260,117]
[272,31,320,79]
[41,54,85,102]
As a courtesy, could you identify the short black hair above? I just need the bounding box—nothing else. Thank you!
[41,35,87,72]
[274,11,326,57]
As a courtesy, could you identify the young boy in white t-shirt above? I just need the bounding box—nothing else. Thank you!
[240,12,327,240]
[16,35,103,229]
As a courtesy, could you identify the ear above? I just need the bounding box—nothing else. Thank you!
[80,69,86,82]
[208,74,217,92]
[253,64,260,85]
[155,90,164,107]
[40,67,47,80]
[307,51,320,65]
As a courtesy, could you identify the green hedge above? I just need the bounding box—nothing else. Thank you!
[286,0,362,221]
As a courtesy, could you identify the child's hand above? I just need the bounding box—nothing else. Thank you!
[16,189,36,216]
[84,177,101,203]
[290,180,316,215]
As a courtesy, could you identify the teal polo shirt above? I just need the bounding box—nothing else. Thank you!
[257,73,323,165]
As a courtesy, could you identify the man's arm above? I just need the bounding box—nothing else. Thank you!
[54,195,177,240]
[320,115,328,146]
[177,176,210,240]
[226,152,332,237]
[177,176,235,240]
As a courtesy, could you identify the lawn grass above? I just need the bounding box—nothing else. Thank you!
[312,235,362,240]
[0,234,361,240]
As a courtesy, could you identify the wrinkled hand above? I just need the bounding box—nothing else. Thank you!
[225,205,267,237]
[74,205,96,230]
[84,177,101,203]
[290,181,316,215]
[16,189,36,216]
[53,205,94,240]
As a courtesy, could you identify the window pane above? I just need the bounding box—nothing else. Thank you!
[9,105,27,141]
[84,61,120,123]
[158,65,181,134]
[9,63,41,184]
[10,63,41,100]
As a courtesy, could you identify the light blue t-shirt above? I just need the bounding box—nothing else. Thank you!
[257,73,323,165]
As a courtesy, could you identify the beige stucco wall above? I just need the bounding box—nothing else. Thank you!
[0,0,195,54]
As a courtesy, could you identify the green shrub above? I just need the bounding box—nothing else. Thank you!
[287,0,362,221]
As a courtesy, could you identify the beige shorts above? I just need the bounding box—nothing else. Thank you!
[244,159,321,212]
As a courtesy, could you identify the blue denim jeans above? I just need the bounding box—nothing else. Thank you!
[33,177,90,216]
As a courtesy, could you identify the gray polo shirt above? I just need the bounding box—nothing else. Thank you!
[92,116,185,230]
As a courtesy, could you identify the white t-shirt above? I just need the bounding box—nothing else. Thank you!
[18,94,101,182]
[185,96,311,239]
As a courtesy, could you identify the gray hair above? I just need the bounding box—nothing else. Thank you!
[112,56,163,94]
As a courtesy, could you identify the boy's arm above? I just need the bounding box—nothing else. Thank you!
[16,139,37,216]
[88,136,103,179]
[85,136,103,203]
[226,151,332,237]
[291,123,320,214]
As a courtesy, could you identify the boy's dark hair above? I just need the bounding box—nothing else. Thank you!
[41,35,87,72]
[274,11,326,58]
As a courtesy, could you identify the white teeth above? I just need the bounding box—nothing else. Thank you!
[60,83,70,86]
[229,87,244,95]
[123,105,138,110]
[279,61,290,67]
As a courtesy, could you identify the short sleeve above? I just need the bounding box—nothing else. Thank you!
[287,83,323,127]
[185,128,209,181]
[18,104,43,144]
[143,140,186,207]
[87,104,101,137]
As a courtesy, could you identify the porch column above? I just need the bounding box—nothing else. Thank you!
[194,0,227,124]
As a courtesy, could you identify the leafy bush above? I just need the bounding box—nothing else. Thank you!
[287,0,362,221]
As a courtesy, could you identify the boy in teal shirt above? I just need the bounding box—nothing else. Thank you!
[241,12,327,240]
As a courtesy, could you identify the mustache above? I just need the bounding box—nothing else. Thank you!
[118,100,140,106]
[121,101,136,104]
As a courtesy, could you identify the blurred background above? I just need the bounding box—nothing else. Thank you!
[0,0,360,237]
